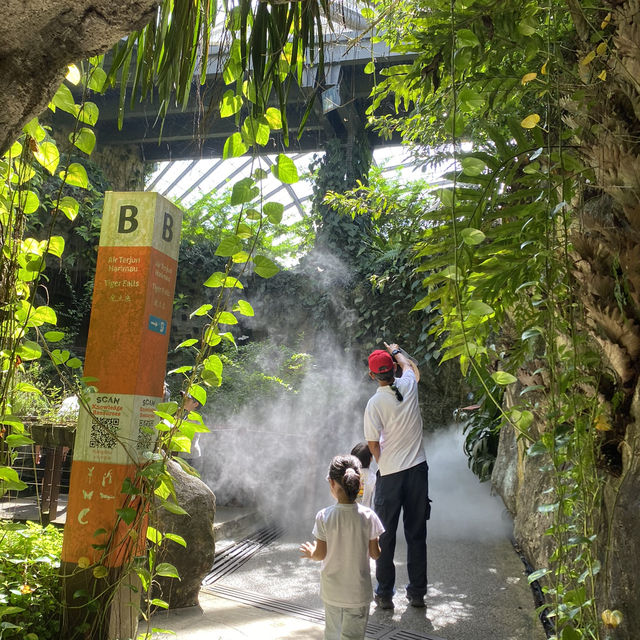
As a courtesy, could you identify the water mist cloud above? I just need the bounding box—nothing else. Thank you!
[426,426,512,541]
[198,336,372,533]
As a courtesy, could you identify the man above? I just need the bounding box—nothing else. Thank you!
[364,341,429,609]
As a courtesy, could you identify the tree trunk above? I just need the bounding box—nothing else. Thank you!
[0,0,159,154]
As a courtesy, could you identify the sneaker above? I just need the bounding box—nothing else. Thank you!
[374,594,394,609]
[407,594,425,608]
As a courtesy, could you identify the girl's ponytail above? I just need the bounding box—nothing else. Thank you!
[328,455,362,503]
[342,467,361,502]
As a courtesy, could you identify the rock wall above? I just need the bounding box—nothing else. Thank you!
[491,386,554,570]
[492,387,640,640]
[491,418,554,571]
[0,0,159,154]
[599,392,640,640]
[91,144,149,192]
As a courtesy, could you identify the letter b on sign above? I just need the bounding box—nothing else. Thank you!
[162,212,174,243]
[118,205,138,234]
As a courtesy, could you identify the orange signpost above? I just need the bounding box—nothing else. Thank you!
[61,192,182,637]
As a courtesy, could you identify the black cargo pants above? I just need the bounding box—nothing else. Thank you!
[373,461,429,599]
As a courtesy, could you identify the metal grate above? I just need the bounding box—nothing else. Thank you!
[203,584,446,640]
[202,524,285,585]
[203,584,326,625]
[382,630,447,640]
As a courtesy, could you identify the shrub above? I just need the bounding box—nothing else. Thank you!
[0,522,62,639]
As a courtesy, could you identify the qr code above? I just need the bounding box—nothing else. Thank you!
[136,420,156,452]
[89,417,119,449]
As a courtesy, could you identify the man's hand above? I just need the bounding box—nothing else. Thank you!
[384,341,399,354]
[383,341,420,381]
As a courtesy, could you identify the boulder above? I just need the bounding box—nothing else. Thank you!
[154,459,216,609]
[491,419,554,570]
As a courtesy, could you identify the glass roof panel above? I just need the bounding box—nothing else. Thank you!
[145,146,427,221]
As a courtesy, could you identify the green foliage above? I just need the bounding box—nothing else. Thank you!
[325,168,440,360]
[0,522,63,639]
[24,156,108,347]
[108,0,330,142]
[1,60,106,496]
[204,340,311,419]
[411,122,555,378]
[366,0,573,151]
[179,182,311,267]
[458,382,503,482]
[8,364,65,420]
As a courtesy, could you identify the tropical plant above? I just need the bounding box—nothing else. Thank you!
[0,522,63,640]
[0,60,106,497]
[107,0,330,142]
[310,134,373,262]
[180,184,313,265]
[182,339,311,420]
[325,167,439,353]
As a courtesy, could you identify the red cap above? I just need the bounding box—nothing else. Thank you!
[368,350,394,374]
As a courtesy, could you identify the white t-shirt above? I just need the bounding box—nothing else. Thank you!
[312,502,385,608]
[363,369,426,476]
[356,467,376,509]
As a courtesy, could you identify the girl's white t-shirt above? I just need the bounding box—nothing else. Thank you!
[312,502,385,608]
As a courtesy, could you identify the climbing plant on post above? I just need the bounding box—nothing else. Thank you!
[0,59,106,498]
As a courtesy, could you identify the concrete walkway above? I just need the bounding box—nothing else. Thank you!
[150,430,547,640]
[150,591,325,639]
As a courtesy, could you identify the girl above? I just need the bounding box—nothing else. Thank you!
[300,455,384,640]
[350,442,376,509]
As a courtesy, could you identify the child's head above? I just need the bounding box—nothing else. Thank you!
[328,455,362,503]
[350,442,372,469]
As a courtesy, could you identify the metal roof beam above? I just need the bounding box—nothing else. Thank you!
[146,161,174,192]
[262,156,306,219]
[212,156,255,193]
[178,158,226,201]
[162,160,200,196]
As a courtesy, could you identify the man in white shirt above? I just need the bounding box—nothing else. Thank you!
[364,342,429,609]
